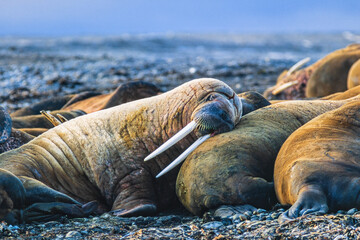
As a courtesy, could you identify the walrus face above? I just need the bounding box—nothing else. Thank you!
[192,91,241,136]
[145,85,242,178]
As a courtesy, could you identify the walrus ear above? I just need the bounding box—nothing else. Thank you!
[0,107,12,144]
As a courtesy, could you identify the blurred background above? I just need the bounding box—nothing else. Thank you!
[0,0,359,36]
[0,0,359,111]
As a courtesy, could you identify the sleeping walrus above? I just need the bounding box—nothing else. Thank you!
[274,101,360,219]
[10,81,162,117]
[264,44,360,100]
[176,95,360,216]
[0,78,242,223]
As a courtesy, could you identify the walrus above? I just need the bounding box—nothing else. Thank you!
[61,81,163,113]
[274,101,360,219]
[348,58,360,89]
[176,95,360,216]
[10,92,99,118]
[11,110,86,129]
[264,44,360,100]
[0,78,242,223]
[321,85,360,100]
[10,81,162,117]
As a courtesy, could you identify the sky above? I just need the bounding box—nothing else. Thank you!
[0,0,359,36]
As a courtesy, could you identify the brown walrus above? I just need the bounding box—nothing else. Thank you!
[11,110,86,129]
[61,81,163,113]
[274,101,360,219]
[348,58,360,89]
[264,44,360,100]
[10,92,99,118]
[10,81,162,117]
[176,96,360,216]
[0,78,242,223]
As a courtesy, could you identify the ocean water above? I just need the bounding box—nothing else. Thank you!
[0,33,358,110]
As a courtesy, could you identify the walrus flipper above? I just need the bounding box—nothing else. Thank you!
[110,168,158,217]
[281,185,328,220]
[0,168,26,222]
[0,175,98,224]
[23,201,98,223]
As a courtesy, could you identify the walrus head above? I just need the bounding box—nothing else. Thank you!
[145,78,242,178]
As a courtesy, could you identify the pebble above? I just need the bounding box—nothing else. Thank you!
[65,231,82,238]
[347,208,358,215]
[202,221,224,229]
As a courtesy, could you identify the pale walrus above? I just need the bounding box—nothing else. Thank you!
[176,96,360,216]
[264,44,360,100]
[274,101,360,219]
[0,78,242,223]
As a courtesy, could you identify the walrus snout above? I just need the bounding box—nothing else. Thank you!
[193,102,235,137]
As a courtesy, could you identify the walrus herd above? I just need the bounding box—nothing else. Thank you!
[2,45,360,224]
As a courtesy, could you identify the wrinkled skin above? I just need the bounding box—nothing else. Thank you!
[0,78,242,223]
[274,101,360,220]
[176,96,360,216]
[264,44,360,100]
[61,81,163,113]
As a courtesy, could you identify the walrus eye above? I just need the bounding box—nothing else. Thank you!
[205,94,215,102]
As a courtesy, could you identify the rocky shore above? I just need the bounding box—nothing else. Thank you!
[2,206,360,239]
[0,34,358,239]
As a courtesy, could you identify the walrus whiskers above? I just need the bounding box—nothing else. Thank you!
[144,121,197,162]
[155,134,211,178]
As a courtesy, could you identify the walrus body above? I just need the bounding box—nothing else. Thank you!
[11,110,86,129]
[61,81,162,113]
[264,44,360,99]
[274,101,360,219]
[176,97,359,216]
[0,78,242,223]
[10,81,162,117]
[321,85,360,100]
[348,59,360,89]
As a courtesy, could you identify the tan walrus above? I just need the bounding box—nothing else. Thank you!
[274,101,360,219]
[348,58,360,89]
[0,78,242,223]
[10,81,162,117]
[264,44,360,100]
[176,95,360,216]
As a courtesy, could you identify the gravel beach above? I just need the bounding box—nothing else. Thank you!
[0,33,359,239]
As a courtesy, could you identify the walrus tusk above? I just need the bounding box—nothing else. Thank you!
[286,57,311,77]
[156,134,211,178]
[55,113,69,123]
[144,121,197,162]
[270,57,311,96]
[272,80,299,95]
[40,110,62,127]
